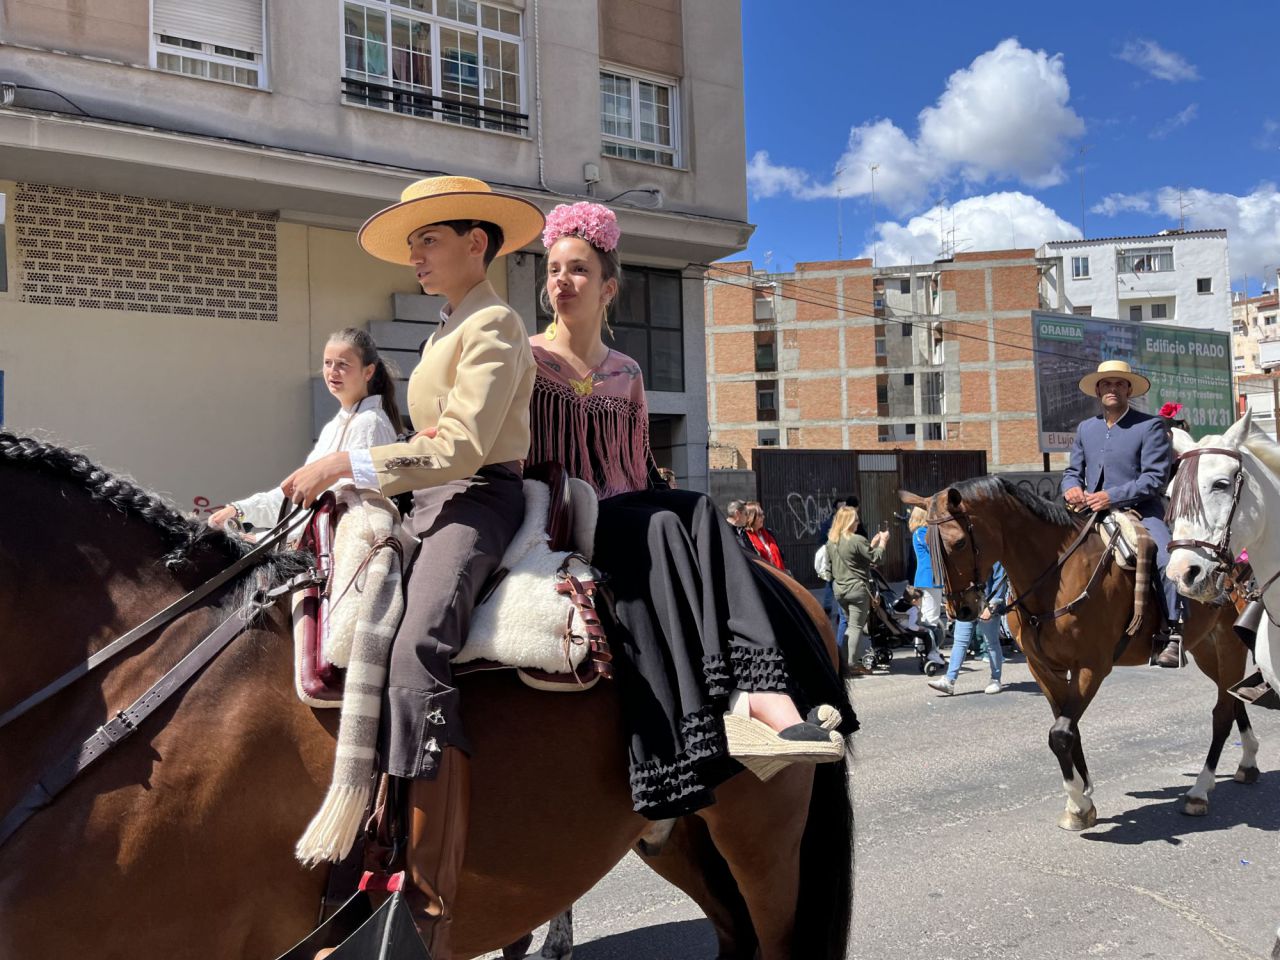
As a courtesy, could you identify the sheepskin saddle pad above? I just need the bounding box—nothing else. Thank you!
[453,476,608,690]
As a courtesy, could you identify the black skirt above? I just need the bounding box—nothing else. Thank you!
[591,489,858,819]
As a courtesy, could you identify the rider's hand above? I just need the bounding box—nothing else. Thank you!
[1084,490,1112,512]
[1064,486,1085,507]
[415,426,439,440]
[208,505,238,528]
[281,451,353,507]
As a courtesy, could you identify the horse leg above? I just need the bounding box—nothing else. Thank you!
[696,765,816,960]
[536,908,573,960]
[1183,691,1236,816]
[1233,700,1261,785]
[636,814,757,960]
[1051,666,1108,831]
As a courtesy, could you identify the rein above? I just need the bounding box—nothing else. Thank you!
[1166,447,1246,571]
[0,504,321,851]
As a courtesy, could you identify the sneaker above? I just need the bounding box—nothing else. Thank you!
[984,681,1003,695]
[927,677,955,696]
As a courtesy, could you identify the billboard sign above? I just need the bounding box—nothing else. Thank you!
[1031,310,1233,452]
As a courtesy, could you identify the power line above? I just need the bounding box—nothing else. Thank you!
[699,267,1261,396]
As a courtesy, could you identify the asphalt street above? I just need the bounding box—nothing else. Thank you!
[486,651,1280,960]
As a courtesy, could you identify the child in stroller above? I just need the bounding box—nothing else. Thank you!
[861,569,949,675]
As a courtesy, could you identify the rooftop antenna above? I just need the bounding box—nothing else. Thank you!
[1077,144,1093,239]
[1176,186,1194,231]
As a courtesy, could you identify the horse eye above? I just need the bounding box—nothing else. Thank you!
[1211,478,1232,491]
[955,538,967,550]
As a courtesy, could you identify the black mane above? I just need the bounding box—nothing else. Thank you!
[952,475,1084,529]
[0,430,308,581]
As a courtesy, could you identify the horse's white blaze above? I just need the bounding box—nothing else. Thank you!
[1063,772,1093,815]
[1186,764,1216,803]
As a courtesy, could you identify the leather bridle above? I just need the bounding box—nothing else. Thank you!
[925,503,985,611]
[1166,447,1245,569]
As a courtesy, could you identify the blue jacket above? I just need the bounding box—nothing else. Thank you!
[1060,407,1172,521]
[912,526,938,588]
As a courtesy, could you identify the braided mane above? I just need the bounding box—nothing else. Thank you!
[0,430,307,579]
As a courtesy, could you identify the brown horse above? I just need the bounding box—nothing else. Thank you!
[902,476,1259,830]
[0,431,851,960]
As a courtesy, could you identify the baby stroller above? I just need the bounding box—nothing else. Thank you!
[863,570,947,674]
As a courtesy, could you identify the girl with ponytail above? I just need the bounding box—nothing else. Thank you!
[209,327,401,531]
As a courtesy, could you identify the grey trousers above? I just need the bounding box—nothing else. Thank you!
[838,587,872,665]
[378,463,525,780]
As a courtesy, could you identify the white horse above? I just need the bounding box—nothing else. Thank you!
[1164,411,1279,959]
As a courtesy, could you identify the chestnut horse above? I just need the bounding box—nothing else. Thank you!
[0,431,851,960]
[902,476,1258,831]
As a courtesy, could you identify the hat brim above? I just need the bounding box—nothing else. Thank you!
[358,191,545,265]
[1078,370,1151,398]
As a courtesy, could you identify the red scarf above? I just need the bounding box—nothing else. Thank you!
[747,528,785,570]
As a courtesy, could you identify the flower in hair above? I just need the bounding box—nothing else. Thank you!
[542,202,621,253]
[1159,402,1184,419]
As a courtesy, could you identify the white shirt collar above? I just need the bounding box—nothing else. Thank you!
[340,395,382,417]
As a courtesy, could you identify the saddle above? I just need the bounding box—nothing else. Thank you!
[293,492,347,705]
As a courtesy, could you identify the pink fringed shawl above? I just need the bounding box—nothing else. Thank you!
[529,346,653,498]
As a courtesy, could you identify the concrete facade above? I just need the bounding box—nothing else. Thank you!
[1038,230,1231,332]
[705,249,1058,473]
[1232,281,1280,376]
[0,0,751,503]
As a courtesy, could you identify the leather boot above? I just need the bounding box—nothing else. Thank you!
[406,747,470,960]
[1155,630,1185,668]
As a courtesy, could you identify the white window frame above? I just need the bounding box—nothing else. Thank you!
[1071,255,1089,279]
[149,3,269,89]
[1117,246,1174,274]
[1150,302,1169,320]
[339,0,527,136]
[599,63,682,168]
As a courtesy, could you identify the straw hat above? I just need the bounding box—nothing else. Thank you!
[358,175,545,265]
[1078,360,1151,398]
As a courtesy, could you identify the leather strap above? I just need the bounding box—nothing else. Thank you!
[0,575,300,851]
[0,503,307,733]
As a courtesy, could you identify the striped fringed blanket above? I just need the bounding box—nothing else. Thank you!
[295,489,406,866]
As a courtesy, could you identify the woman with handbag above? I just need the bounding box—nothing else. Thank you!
[208,327,402,536]
[525,202,853,818]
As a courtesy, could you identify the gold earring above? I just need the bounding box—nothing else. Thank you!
[545,317,558,341]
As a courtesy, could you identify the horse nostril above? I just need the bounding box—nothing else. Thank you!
[1185,563,1203,584]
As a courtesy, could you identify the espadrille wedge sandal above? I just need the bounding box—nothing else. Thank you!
[722,692,845,782]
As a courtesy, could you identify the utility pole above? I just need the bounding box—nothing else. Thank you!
[869,162,880,267]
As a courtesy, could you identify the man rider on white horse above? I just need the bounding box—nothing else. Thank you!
[1061,360,1184,668]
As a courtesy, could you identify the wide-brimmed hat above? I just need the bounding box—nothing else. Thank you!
[1078,360,1151,398]
[358,175,545,265]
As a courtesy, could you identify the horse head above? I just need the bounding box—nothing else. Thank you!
[1167,410,1274,602]
[900,486,992,622]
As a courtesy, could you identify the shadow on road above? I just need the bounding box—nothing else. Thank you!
[1081,770,1280,846]
[571,919,717,959]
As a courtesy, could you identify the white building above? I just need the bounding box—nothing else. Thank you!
[1038,229,1231,332]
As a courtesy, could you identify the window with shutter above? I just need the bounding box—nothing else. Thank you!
[152,0,266,88]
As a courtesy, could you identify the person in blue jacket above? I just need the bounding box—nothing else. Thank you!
[908,506,947,670]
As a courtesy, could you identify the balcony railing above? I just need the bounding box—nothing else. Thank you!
[341,77,530,135]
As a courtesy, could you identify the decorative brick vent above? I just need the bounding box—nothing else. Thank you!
[12,182,278,321]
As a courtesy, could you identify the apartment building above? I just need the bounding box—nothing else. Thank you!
[1232,281,1280,376]
[0,0,750,507]
[705,249,1051,473]
[1038,229,1231,331]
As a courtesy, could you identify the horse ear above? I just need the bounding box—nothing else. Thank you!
[1224,410,1252,446]
[946,487,963,511]
[898,490,928,508]
[1170,427,1195,456]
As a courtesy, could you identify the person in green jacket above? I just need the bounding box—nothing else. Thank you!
[826,504,889,678]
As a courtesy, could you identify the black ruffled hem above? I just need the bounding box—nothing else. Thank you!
[702,644,791,698]
[628,705,729,818]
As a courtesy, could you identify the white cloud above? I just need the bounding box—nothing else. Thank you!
[1255,119,1280,151]
[747,39,1084,213]
[1116,39,1199,82]
[862,192,1082,266]
[1090,183,1280,279]
[1091,193,1154,216]
[1150,103,1198,139]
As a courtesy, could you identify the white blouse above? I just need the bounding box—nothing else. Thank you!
[233,395,399,530]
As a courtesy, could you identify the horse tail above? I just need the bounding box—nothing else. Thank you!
[792,752,853,958]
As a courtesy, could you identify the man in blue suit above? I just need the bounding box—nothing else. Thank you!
[1061,360,1183,667]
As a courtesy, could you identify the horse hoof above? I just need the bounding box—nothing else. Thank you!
[1234,766,1260,785]
[1057,806,1097,831]
[1182,797,1209,817]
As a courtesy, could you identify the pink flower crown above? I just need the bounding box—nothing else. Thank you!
[542,202,621,253]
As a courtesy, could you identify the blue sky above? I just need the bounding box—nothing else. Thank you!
[738,1,1280,293]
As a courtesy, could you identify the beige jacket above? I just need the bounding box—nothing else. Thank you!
[370,280,534,496]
